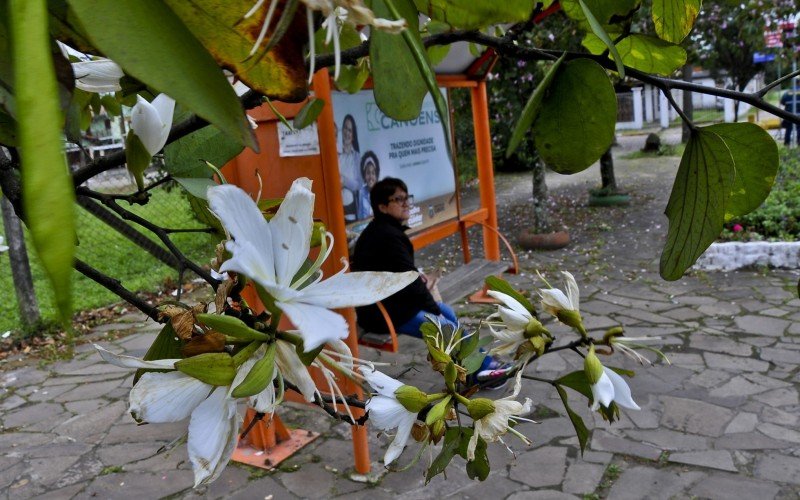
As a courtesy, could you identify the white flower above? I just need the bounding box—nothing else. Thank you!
[130,94,175,156]
[584,346,640,412]
[207,179,417,352]
[467,371,532,460]
[72,59,124,93]
[609,335,671,366]
[0,236,8,253]
[360,367,418,466]
[94,345,239,487]
[539,271,585,334]
[590,367,641,412]
[485,291,547,358]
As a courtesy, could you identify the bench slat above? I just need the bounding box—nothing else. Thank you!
[438,258,508,304]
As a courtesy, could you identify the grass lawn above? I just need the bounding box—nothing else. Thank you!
[0,188,217,334]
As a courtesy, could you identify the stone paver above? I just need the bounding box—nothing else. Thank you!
[2,132,800,498]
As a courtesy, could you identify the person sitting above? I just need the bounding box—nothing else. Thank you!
[352,177,511,385]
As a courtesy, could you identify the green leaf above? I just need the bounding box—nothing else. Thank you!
[69,0,257,151]
[100,94,121,116]
[293,98,325,130]
[369,0,428,121]
[164,126,244,179]
[175,352,236,386]
[458,329,481,360]
[615,34,686,76]
[11,0,75,323]
[462,337,491,375]
[174,177,217,200]
[485,275,537,315]
[652,0,700,43]
[425,394,452,426]
[578,0,625,77]
[427,44,450,67]
[162,0,308,102]
[425,427,462,483]
[315,23,362,55]
[334,63,371,94]
[556,370,592,399]
[383,0,452,159]
[134,322,183,384]
[660,128,735,280]
[704,123,779,220]
[465,436,490,480]
[555,384,589,454]
[562,0,640,29]
[534,58,616,174]
[196,313,271,341]
[506,53,566,159]
[412,0,536,30]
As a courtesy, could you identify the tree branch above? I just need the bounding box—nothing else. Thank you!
[74,258,162,322]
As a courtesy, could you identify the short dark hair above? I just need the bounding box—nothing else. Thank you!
[360,151,380,179]
[370,177,407,214]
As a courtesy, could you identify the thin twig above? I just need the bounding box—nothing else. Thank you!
[74,258,162,322]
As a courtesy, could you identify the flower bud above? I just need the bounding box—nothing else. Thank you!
[444,361,457,392]
[429,420,446,444]
[557,309,584,332]
[602,326,625,344]
[467,397,496,420]
[394,385,429,413]
[584,345,604,385]
[523,318,548,339]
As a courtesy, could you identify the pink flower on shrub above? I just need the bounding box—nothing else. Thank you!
[732,224,743,233]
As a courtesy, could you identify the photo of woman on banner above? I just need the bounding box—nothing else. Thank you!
[338,114,362,221]
[356,151,380,220]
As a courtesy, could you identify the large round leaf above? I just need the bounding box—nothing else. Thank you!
[660,129,735,281]
[652,0,700,44]
[705,122,779,220]
[616,34,686,76]
[533,58,617,174]
[370,0,427,121]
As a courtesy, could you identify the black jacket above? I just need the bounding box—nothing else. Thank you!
[352,213,440,331]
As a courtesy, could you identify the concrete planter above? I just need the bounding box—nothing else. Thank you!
[694,241,800,271]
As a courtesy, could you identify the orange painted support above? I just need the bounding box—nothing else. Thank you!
[232,409,319,469]
[313,70,372,475]
[471,81,501,261]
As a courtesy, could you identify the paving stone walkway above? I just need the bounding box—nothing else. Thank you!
[2,131,799,499]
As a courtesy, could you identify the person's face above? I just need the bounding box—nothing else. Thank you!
[379,187,411,222]
[364,162,377,188]
[342,119,354,150]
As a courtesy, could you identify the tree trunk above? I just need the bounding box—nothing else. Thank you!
[1,195,41,329]
[681,63,694,142]
[600,148,617,193]
[531,155,550,233]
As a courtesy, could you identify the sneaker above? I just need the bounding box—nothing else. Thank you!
[471,363,515,390]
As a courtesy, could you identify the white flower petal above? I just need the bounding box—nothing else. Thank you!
[299,270,418,308]
[129,372,212,423]
[250,375,278,413]
[603,367,640,410]
[328,338,353,371]
[276,301,349,352]
[365,395,408,430]
[590,372,615,411]
[72,59,123,93]
[383,412,415,465]
[359,367,404,397]
[497,306,530,330]
[540,288,572,312]
[208,185,276,284]
[150,94,175,153]
[131,95,167,156]
[561,271,580,310]
[94,344,178,370]
[188,386,240,487]
[275,340,317,402]
[269,177,314,286]
[487,291,531,319]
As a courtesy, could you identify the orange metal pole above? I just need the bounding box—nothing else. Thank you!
[313,69,372,474]
[471,81,501,261]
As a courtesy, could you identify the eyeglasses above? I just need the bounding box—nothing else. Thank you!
[388,194,413,205]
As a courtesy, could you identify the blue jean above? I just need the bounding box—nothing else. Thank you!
[396,302,494,371]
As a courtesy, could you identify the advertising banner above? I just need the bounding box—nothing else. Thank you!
[331,89,457,241]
